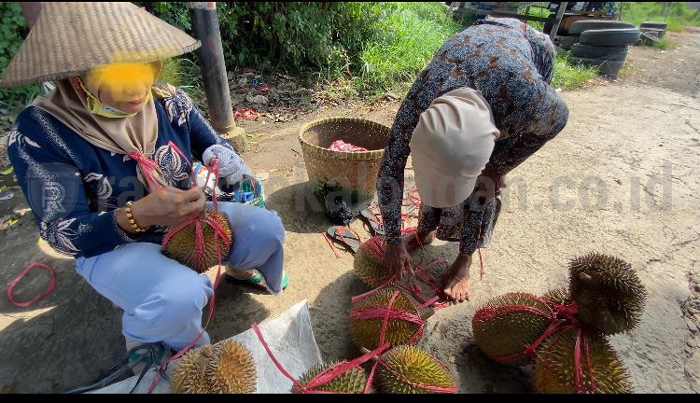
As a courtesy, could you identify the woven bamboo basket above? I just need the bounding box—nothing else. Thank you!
[299,117,390,203]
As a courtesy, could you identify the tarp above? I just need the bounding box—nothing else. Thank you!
[91,300,322,394]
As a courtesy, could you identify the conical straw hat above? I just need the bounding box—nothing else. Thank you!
[0,2,201,88]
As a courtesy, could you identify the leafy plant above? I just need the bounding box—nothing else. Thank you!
[0,2,42,112]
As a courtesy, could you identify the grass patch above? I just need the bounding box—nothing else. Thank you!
[552,50,599,90]
[354,2,462,95]
[620,2,700,30]
[652,35,674,50]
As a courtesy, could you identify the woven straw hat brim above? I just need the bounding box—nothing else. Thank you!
[0,2,201,88]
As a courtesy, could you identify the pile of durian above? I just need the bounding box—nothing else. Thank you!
[171,339,257,394]
[294,286,458,393]
[473,253,647,393]
[321,236,457,394]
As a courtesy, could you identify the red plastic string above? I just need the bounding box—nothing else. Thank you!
[6,262,56,307]
[360,289,456,394]
[251,322,389,394]
[322,232,340,259]
[128,150,164,191]
[478,248,485,281]
[148,150,228,394]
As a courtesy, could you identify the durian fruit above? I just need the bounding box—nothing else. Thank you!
[171,344,217,394]
[349,288,423,350]
[532,327,633,393]
[472,293,553,366]
[353,236,390,287]
[542,287,572,306]
[376,345,457,394]
[162,210,233,273]
[207,339,257,393]
[291,361,368,393]
[568,253,646,335]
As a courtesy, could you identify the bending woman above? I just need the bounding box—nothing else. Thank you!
[376,17,569,302]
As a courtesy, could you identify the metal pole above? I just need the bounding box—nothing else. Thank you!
[188,2,247,152]
[20,2,42,28]
[549,2,568,41]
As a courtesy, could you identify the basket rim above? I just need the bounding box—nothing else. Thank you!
[298,117,390,160]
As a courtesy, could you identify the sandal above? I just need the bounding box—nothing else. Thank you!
[326,226,361,254]
[359,208,385,236]
[228,270,289,291]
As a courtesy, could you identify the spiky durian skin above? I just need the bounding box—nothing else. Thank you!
[568,253,646,335]
[291,361,368,393]
[163,210,233,273]
[532,328,633,394]
[353,241,389,287]
[377,345,457,394]
[171,344,216,394]
[349,288,423,350]
[542,288,572,306]
[207,339,257,393]
[472,293,553,366]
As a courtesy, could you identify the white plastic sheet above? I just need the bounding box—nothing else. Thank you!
[91,300,322,394]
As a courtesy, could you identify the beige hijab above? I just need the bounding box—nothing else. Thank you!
[410,87,500,208]
[33,68,166,190]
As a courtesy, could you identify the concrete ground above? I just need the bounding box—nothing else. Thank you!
[0,29,699,393]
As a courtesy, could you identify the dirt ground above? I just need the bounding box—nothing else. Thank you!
[0,29,699,393]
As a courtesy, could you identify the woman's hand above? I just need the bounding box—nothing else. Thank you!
[384,242,413,281]
[475,166,506,206]
[119,186,206,231]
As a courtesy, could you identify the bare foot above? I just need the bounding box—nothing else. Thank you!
[403,229,436,252]
[442,254,472,302]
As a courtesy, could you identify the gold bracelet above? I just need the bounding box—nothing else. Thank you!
[125,201,146,233]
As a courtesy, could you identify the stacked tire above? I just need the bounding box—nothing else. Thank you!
[638,21,668,45]
[640,21,668,38]
[567,20,640,79]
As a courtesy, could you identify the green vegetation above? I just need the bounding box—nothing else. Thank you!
[0,2,42,113]
[620,2,700,31]
[651,35,674,50]
[353,2,461,95]
[552,50,600,90]
[0,1,614,117]
[144,2,462,96]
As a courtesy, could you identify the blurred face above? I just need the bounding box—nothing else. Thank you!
[85,62,159,114]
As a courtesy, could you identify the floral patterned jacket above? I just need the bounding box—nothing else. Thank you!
[7,82,244,258]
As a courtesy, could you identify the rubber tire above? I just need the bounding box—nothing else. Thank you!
[579,28,641,46]
[640,26,666,38]
[568,56,624,77]
[569,20,635,35]
[640,21,668,30]
[571,44,628,61]
[558,35,579,51]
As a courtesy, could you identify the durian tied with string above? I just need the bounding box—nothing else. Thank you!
[161,154,233,273]
[349,287,427,350]
[531,327,633,394]
[472,293,555,366]
[375,345,458,394]
[353,235,391,287]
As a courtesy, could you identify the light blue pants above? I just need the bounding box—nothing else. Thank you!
[75,202,285,350]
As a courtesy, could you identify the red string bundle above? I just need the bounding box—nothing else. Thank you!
[354,231,451,310]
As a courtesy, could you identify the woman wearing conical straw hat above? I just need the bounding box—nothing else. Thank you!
[376,17,569,303]
[2,2,288,363]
